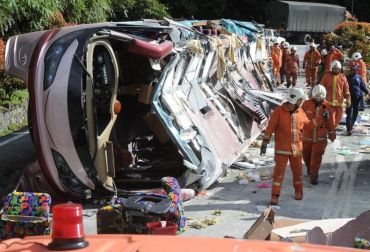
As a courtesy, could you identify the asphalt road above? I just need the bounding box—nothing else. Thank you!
[0,128,35,198]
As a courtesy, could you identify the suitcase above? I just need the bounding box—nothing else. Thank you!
[0,191,51,240]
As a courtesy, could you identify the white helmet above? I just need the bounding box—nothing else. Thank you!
[272,38,278,44]
[343,56,351,64]
[286,87,306,105]
[330,60,342,71]
[312,84,327,101]
[321,49,328,56]
[352,52,362,60]
[283,42,290,49]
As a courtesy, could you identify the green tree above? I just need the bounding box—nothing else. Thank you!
[161,0,226,19]
[61,0,112,24]
[0,0,62,37]
[109,0,169,21]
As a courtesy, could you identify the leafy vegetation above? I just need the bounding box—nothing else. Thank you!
[324,21,370,65]
[109,0,169,21]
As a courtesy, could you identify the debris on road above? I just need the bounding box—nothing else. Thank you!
[212,210,222,216]
[187,216,219,229]
[238,179,249,185]
[256,182,272,189]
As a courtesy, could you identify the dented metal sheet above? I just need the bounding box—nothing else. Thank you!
[5,18,282,199]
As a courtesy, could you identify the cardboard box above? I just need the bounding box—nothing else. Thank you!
[270,219,306,242]
[271,210,370,248]
[243,206,275,240]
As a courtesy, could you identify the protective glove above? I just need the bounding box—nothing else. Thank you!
[322,110,329,122]
[328,132,336,142]
[345,99,351,108]
[260,141,268,156]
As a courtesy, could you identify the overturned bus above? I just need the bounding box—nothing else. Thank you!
[5,19,282,200]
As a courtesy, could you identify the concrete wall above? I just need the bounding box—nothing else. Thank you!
[0,100,28,132]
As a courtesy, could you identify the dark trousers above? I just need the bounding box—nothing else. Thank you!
[280,67,285,83]
[346,95,362,131]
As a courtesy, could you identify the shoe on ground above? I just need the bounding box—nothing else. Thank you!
[310,174,318,185]
[347,131,352,136]
[294,191,303,200]
[270,194,279,205]
[310,178,318,185]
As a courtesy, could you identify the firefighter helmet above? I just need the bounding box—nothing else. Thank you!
[352,52,362,61]
[330,60,342,71]
[286,87,306,105]
[312,84,327,101]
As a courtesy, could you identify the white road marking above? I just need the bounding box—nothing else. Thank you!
[322,138,363,218]
[0,131,29,147]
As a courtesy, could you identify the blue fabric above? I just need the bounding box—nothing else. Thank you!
[346,95,362,131]
[347,74,369,97]
[220,19,260,41]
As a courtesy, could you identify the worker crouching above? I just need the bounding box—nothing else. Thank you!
[260,88,324,205]
[302,85,336,185]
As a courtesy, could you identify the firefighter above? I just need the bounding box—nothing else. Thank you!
[321,60,351,127]
[352,52,368,113]
[271,39,282,86]
[260,88,326,205]
[285,46,299,88]
[324,45,344,72]
[280,41,290,85]
[346,62,369,136]
[303,42,321,87]
[302,84,336,185]
[317,48,327,82]
[352,52,367,83]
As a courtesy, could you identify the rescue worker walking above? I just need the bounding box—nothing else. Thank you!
[271,39,282,86]
[324,45,344,72]
[352,52,368,112]
[302,85,336,185]
[321,60,351,127]
[317,49,327,82]
[303,43,321,87]
[285,46,299,88]
[346,62,369,136]
[260,88,325,205]
[280,41,290,85]
[352,52,367,83]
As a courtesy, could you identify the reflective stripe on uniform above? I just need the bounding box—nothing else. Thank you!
[313,106,319,142]
[292,112,297,144]
[273,182,281,186]
[275,150,292,155]
[332,75,337,104]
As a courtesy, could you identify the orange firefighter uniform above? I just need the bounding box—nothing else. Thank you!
[321,72,351,126]
[271,45,282,85]
[280,47,290,83]
[303,49,321,86]
[302,99,336,184]
[285,53,299,87]
[354,58,368,83]
[263,103,323,198]
[324,48,344,72]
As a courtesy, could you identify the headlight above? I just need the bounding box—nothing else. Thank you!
[43,32,78,90]
[51,149,87,193]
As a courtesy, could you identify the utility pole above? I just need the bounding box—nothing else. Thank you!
[351,0,354,15]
